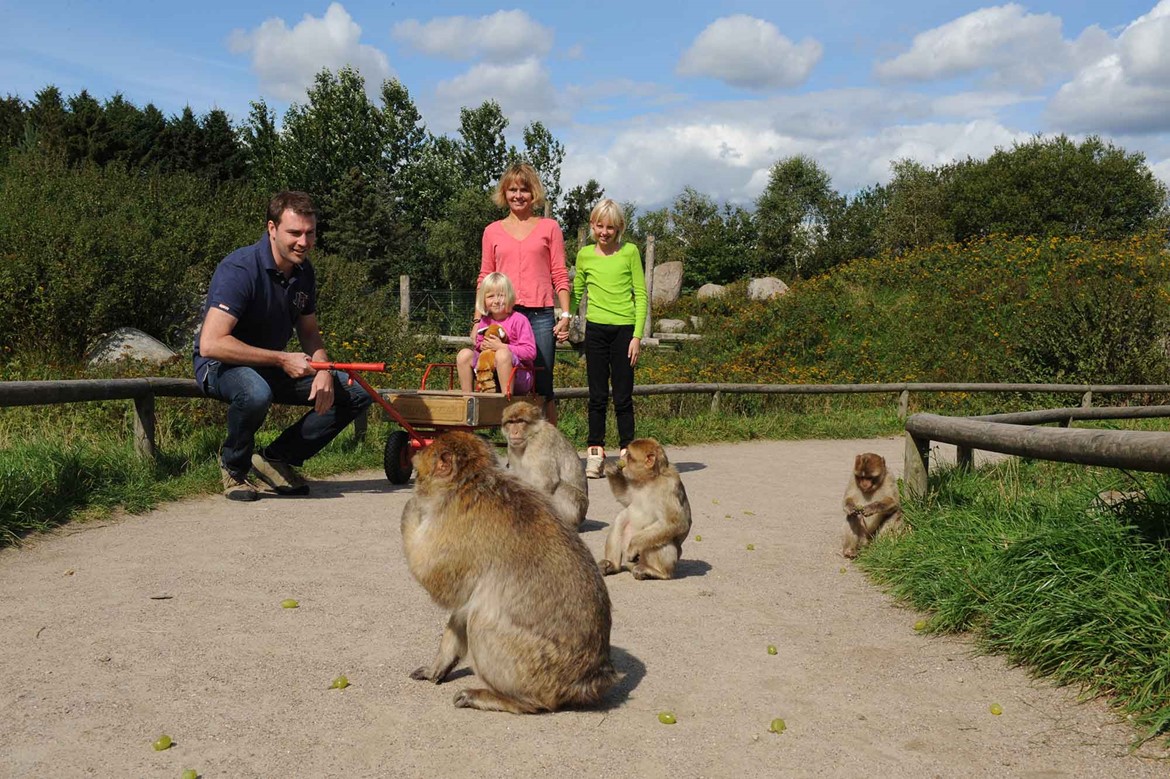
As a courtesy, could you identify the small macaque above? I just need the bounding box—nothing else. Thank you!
[502,401,589,530]
[474,323,507,393]
[600,438,692,580]
[842,452,904,559]
[400,431,617,714]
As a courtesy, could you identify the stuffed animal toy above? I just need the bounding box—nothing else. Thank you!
[474,323,508,392]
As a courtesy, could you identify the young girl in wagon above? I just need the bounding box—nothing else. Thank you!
[457,272,537,395]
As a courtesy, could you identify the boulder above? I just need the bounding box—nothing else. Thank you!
[748,277,789,301]
[656,319,686,334]
[86,327,178,368]
[697,283,726,300]
[689,316,704,331]
[652,261,684,306]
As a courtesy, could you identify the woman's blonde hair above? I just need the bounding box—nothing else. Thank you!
[475,272,517,317]
[492,162,546,210]
[589,198,626,243]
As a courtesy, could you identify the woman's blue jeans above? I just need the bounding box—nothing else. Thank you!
[203,362,372,477]
[515,306,556,401]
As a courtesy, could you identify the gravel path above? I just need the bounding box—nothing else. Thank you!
[1,437,1166,778]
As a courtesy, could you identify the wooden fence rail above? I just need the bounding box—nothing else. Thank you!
[3,378,1170,465]
[903,407,1170,498]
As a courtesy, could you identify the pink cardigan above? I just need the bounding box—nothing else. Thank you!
[478,219,570,308]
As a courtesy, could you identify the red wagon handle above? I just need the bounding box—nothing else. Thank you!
[308,361,423,442]
[308,361,385,372]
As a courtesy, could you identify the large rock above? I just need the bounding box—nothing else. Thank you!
[86,327,178,368]
[652,261,684,306]
[697,283,726,300]
[656,318,686,334]
[748,277,789,301]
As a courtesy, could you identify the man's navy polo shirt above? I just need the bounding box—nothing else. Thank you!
[193,234,317,385]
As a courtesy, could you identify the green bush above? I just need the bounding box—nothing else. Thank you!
[0,151,261,359]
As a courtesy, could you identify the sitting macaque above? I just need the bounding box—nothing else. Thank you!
[502,401,589,530]
[600,438,692,580]
[841,452,904,559]
[400,431,617,713]
[474,323,507,392]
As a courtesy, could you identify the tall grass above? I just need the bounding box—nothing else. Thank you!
[861,460,1170,740]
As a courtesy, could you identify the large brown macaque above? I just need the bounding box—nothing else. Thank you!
[600,438,692,580]
[841,452,904,559]
[400,431,617,713]
[501,401,588,530]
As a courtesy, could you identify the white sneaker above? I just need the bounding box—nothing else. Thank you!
[585,446,606,479]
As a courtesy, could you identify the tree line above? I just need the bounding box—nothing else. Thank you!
[2,67,1168,360]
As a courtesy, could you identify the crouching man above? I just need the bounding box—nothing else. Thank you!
[193,191,372,501]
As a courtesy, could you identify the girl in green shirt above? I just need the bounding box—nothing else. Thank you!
[571,199,648,478]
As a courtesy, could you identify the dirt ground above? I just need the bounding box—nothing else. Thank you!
[1,437,1167,778]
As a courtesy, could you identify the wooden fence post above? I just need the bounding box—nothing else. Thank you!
[1081,390,1093,408]
[399,275,410,322]
[133,394,157,462]
[644,234,655,338]
[903,432,929,499]
[956,445,973,470]
[710,391,721,414]
[898,390,910,420]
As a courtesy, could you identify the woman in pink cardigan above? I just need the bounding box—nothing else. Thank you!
[478,162,571,423]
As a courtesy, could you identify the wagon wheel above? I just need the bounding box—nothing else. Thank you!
[384,430,414,484]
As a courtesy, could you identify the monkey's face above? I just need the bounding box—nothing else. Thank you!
[503,418,528,448]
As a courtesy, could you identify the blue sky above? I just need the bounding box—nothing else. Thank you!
[4,1,1170,209]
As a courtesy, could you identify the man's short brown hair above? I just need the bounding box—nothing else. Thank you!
[267,191,317,226]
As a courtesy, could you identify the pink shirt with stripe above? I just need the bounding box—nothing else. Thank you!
[478,218,570,308]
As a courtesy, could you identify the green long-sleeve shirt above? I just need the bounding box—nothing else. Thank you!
[571,242,648,339]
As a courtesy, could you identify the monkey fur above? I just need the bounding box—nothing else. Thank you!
[841,452,904,559]
[600,438,692,580]
[400,431,617,713]
[502,401,589,530]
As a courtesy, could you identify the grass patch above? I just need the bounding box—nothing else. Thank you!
[860,459,1170,741]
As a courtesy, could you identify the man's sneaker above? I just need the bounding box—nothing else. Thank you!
[221,466,260,502]
[585,446,606,479]
[251,452,310,495]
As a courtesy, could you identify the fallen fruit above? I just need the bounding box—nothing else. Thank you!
[990,703,1003,716]
[913,619,927,631]
[694,535,702,541]
[746,544,755,551]
[657,712,677,725]
[182,770,198,779]
[767,645,778,655]
[769,718,787,734]
[839,566,847,574]
[331,675,350,689]
[152,735,173,751]
[281,599,299,609]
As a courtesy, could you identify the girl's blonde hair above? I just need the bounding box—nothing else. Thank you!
[476,272,517,317]
[492,162,547,210]
[589,198,626,243]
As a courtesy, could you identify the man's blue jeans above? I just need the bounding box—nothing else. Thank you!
[203,362,373,477]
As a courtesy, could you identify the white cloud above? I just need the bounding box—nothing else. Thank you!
[875,4,1109,88]
[561,94,1028,209]
[1048,55,1170,134]
[1048,2,1170,134]
[676,15,822,90]
[433,57,566,130]
[391,10,552,64]
[227,3,390,101]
